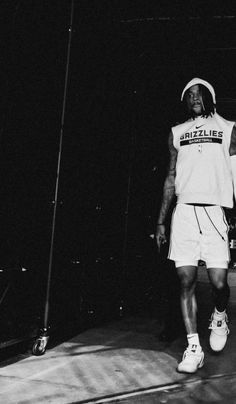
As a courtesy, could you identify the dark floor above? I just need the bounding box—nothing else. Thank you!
[0,268,236,403]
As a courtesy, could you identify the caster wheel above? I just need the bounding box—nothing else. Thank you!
[32,336,49,356]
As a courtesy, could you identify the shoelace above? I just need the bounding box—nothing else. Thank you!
[184,346,201,357]
[209,314,229,331]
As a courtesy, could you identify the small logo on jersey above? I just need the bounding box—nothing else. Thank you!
[196,124,205,129]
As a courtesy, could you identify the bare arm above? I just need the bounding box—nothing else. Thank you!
[229,124,236,156]
[157,130,177,224]
[156,130,177,250]
[229,124,236,200]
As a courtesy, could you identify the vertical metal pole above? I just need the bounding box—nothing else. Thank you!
[120,92,137,315]
[122,91,137,270]
[122,139,136,270]
[43,0,74,329]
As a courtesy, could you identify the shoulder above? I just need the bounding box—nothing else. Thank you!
[171,118,193,139]
[215,112,235,129]
[171,119,190,131]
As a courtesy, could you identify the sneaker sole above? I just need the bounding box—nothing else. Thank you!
[209,333,228,352]
[177,356,204,373]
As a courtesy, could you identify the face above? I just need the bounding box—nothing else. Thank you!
[185,84,203,116]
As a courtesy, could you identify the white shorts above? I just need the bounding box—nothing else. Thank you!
[168,204,230,268]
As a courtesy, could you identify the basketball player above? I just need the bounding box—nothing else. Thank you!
[156,78,236,373]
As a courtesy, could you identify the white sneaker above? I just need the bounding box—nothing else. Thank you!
[209,313,229,352]
[177,345,204,373]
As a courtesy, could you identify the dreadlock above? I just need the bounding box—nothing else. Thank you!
[183,84,216,119]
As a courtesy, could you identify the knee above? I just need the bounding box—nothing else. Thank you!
[177,267,197,293]
[212,279,228,290]
[180,277,196,292]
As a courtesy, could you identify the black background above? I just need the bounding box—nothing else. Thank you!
[0,1,236,339]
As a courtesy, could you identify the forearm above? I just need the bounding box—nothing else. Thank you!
[157,179,175,225]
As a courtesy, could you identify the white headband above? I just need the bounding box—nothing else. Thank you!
[181,77,216,104]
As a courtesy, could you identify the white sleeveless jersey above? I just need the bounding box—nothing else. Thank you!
[172,112,235,208]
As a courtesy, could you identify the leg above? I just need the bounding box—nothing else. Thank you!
[158,245,183,342]
[207,267,230,312]
[207,266,230,352]
[176,265,198,334]
[176,265,204,373]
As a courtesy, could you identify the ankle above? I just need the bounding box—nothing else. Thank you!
[187,333,201,348]
[213,308,226,320]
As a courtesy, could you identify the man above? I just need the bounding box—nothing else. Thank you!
[156,77,236,373]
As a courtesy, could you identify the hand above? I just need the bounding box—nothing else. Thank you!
[155,224,167,252]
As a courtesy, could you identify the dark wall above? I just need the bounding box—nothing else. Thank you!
[0,2,235,332]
